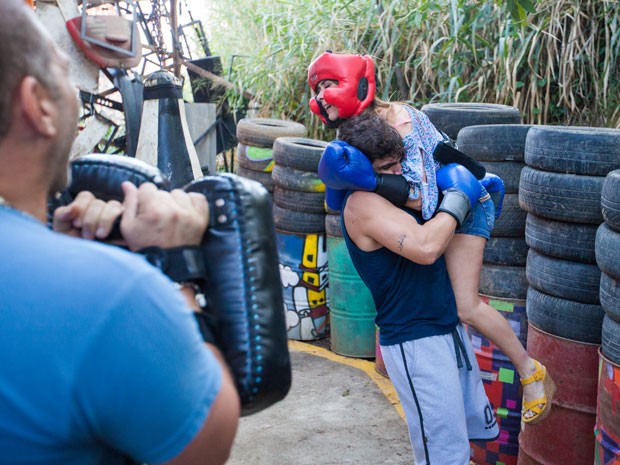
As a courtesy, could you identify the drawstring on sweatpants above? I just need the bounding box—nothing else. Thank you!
[452,329,472,371]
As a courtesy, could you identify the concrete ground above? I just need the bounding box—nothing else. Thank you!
[226,341,413,465]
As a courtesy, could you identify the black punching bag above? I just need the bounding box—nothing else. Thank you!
[135,70,203,188]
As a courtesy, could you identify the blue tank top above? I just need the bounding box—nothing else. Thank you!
[341,198,458,346]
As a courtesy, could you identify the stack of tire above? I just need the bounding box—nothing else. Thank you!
[595,169,620,461]
[457,124,531,465]
[325,200,377,359]
[421,102,522,143]
[236,118,307,197]
[271,137,330,342]
[458,124,532,301]
[517,126,620,465]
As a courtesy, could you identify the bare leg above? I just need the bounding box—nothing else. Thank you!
[444,234,544,420]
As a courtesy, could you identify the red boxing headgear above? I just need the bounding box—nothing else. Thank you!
[307,52,376,123]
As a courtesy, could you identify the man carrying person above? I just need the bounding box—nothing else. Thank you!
[319,121,500,464]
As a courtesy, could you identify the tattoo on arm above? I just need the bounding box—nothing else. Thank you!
[397,234,406,252]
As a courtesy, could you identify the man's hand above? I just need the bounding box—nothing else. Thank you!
[319,141,409,205]
[120,182,209,251]
[52,191,123,240]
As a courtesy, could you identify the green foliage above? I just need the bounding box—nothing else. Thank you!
[201,0,620,139]
[501,0,537,24]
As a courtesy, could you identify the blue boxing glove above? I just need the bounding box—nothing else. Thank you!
[436,163,482,207]
[319,140,375,190]
[319,140,410,206]
[325,186,348,212]
[480,173,505,219]
[435,163,482,227]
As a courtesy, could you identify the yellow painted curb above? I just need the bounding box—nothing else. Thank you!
[288,340,405,421]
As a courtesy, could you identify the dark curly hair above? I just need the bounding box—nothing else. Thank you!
[337,110,404,164]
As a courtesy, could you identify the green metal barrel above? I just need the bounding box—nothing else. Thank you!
[326,234,376,358]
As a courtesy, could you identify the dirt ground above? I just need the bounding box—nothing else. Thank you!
[305,337,480,465]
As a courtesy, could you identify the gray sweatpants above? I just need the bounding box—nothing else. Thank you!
[380,324,499,465]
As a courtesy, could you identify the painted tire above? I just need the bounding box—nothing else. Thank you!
[236,118,306,148]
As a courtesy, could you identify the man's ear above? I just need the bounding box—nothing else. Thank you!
[19,76,57,137]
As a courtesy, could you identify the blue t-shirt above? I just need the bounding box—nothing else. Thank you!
[341,197,458,346]
[0,207,222,465]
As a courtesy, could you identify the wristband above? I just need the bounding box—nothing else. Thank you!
[437,189,471,228]
[138,245,207,284]
[374,174,410,206]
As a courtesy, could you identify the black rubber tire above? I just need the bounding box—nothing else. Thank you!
[479,264,528,299]
[273,186,325,214]
[480,161,525,194]
[483,236,528,266]
[237,166,274,192]
[602,315,620,365]
[527,287,604,344]
[525,214,598,264]
[602,169,620,232]
[526,249,601,304]
[524,126,620,176]
[272,137,328,172]
[518,166,604,224]
[236,118,307,148]
[420,103,521,140]
[491,194,526,237]
[595,223,620,279]
[272,204,325,234]
[325,204,341,216]
[601,272,620,323]
[456,124,532,161]
[237,143,274,172]
[325,213,343,237]
[272,165,325,193]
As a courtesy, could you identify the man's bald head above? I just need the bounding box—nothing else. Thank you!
[0,0,58,139]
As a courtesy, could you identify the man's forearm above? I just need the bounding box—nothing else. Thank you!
[411,212,458,265]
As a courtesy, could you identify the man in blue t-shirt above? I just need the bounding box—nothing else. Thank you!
[320,138,499,464]
[0,1,239,464]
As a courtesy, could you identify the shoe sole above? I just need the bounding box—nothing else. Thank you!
[522,370,556,426]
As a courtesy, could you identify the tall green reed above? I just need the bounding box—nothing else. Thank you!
[202,0,620,139]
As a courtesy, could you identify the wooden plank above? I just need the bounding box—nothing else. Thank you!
[70,116,110,160]
[178,101,204,180]
[184,102,217,175]
[134,101,160,169]
[183,60,255,101]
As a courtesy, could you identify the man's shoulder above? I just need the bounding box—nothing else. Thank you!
[346,190,387,203]
[70,240,171,299]
[345,190,398,216]
[48,234,188,331]
[2,215,138,268]
[56,231,150,273]
[20,225,160,287]
[342,191,402,250]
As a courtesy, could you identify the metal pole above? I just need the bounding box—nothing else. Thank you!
[170,0,181,78]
